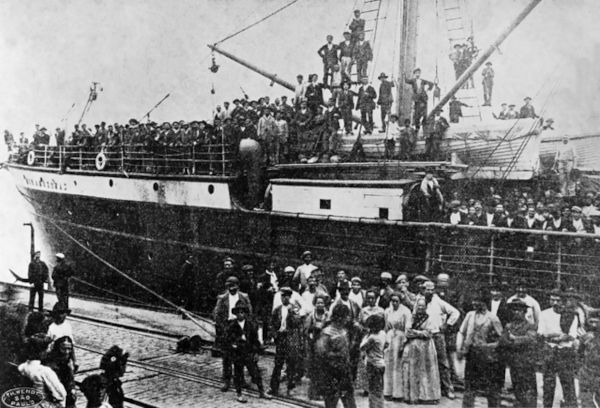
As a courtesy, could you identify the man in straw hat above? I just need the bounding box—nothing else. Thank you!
[377,72,394,133]
[357,75,377,135]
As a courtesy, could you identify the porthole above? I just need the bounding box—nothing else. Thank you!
[109,179,113,187]
[153,182,159,191]
[208,184,215,195]
[73,180,77,186]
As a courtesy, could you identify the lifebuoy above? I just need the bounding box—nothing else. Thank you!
[95,152,107,171]
[26,151,35,166]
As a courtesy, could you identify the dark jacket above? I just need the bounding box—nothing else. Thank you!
[318,43,339,65]
[404,77,434,101]
[353,40,373,62]
[377,79,394,106]
[28,260,48,287]
[52,261,74,289]
[357,85,377,111]
[225,318,262,356]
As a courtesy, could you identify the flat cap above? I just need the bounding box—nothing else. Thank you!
[380,272,392,280]
[225,276,239,285]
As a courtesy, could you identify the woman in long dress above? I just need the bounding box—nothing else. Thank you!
[400,297,441,404]
[383,292,412,400]
[357,288,385,394]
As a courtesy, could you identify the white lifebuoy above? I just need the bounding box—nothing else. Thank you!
[95,152,107,171]
[26,151,35,166]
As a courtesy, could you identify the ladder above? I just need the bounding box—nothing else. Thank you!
[347,0,385,82]
[441,0,482,121]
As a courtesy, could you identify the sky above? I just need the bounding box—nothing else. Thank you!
[1,0,600,137]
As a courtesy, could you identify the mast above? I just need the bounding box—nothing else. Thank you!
[207,44,295,91]
[426,0,542,122]
[396,0,419,119]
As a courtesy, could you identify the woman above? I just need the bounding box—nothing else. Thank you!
[400,297,441,404]
[44,336,77,408]
[357,289,385,394]
[18,334,66,408]
[305,294,329,400]
[100,345,129,408]
[383,292,411,400]
[457,291,503,408]
[315,303,356,408]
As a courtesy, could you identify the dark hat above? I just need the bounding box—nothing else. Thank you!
[453,44,461,48]
[524,96,532,101]
[223,256,234,264]
[80,374,108,399]
[241,264,254,272]
[225,276,239,286]
[40,127,47,131]
[508,104,516,108]
[280,286,293,296]
[301,250,312,258]
[232,300,249,314]
[413,274,431,284]
[343,31,351,36]
[563,287,583,300]
[507,299,529,310]
[52,302,71,315]
[485,61,492,65]
[449,200,461,208]
[128,118,139,126]
[413,68,421,73]
[378,72,388,79]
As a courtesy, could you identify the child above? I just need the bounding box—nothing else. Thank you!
[360,313,387,408]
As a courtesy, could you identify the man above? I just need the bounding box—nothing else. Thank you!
[582,192,597,219]
[357,76,377,135]
[348,9,365,45]
[273,111,288,164]
[293,250,318,292]
[214,276,252,391]
[305,74,325,115]
[377,272,394,309]
[337,81,355,135]
[568,205,592,233]
[436,273,464,386]
[52,253,74,308]
[323,98,341,154]
[449,43,463,79]
[273,268,305,311]
[353,33,373,80]
[490,202,508,228]
[481,61,494,106]
[398,119,416,160]
[554,136,577,197]
[24,251,49,311]
[427,109,449,160]
[330,270,349,300]
[488,283,511,326]
[179,254,197,312]
[384,114,400,159]
[330,280,361,322]
[376,73,394,133]
[538,289,578,408]
[404,68,434,131]
[226,301,271,402]
[301,275,327,314]
[418,280,460,399]
[519,97,538,119]
[294,75,307,109]
[446,200,467,225]
[507,280,541,328]
[496,103,508,119]
[47,302,74,346]
[449,96,469,123]
[318,35,339,87]
[349,277,366,308]
[420,170,444,222]
[257,108,277,166]
[269,287,303,396]
[294,100,313,133]
[338,31,354,82]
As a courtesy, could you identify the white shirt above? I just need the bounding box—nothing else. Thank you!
[295,83,307,101]
[385,122,401,141]
[538,308,578,348]
[273,290,305,315]
[490,299,501,317]
[486,213,494,226]
[507,294,541,328]
[416,294,460,333]
[280,305,289,331]
[265,269,279,291]
[47,321,74,345]
[349,290,364,308]
[572,218,585,233]
[302,289,316,313]
[18,360,66,406]
[450,212,461,225]
[228,292,240,320]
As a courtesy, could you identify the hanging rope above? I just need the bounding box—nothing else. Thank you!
[213,0,300,46]
[41,215,213,338]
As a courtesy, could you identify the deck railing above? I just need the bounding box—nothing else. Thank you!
[10,143,238,176]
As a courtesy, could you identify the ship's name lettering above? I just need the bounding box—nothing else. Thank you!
[22,175,67,191]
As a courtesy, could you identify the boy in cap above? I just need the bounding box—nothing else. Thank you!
[353,32,373,79]
[226,301,271,402]
[52,252,74,308]
[48,302,74,356]
[293,251,318,292]
[519,97,538,119]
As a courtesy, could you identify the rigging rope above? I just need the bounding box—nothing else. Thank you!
[213,0,300,46]
[42,216,213,337]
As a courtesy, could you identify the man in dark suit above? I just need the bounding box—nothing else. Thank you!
[519,97,538,119]
[357,76,377,134]
[377,72,395,133]
[269,287,303,396]
[214,276,253,391]
[225,302,271,403]
[404,68,434,131]
[490,203,508,228]
[338,31,354,82]
[318,35,339,87]
[353,32,372,79]
[348,9,365,45]
[337,81,355,135]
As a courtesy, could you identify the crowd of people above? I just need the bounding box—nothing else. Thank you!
[208,250,600,407]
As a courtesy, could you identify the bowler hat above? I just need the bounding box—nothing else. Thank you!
[524,97,532,101]
[507,299,528,310]
[241,264,254,272]
[485,61,492,66]
[413,68,421,73]
[301,250,312,258]
[378,72,388,80]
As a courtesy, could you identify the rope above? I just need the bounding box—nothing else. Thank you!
[213,0,300,46]
[42,216,213,338]
[71,276,151,306]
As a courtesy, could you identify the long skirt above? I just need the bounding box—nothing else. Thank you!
[400,337,441,403]
[383,330,406,398]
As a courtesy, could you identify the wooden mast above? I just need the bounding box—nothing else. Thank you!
[396,0,419,120]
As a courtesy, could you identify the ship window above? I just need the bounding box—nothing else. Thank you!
[109,179,113,187]
[379,208,389,219]
[73,180,77,186]
[153,182,159,191]
[320,199,331,210]
[208,184,215,195]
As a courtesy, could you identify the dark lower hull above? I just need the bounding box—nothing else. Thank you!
[20,186,432,313]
